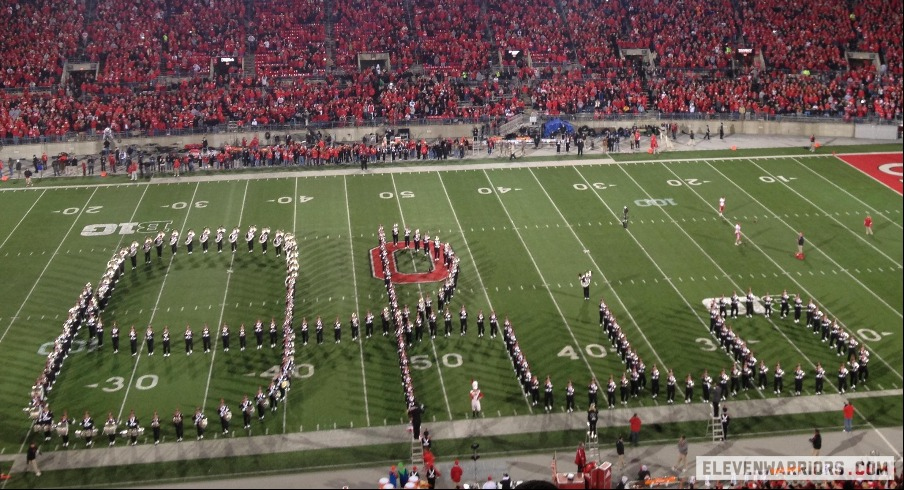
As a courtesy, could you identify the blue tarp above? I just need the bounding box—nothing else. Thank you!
[542,118,575,138]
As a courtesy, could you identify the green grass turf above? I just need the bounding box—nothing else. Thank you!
[3,394,900,489]
[0,151,900,467]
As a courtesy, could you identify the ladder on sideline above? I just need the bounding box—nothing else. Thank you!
[585,434,600,463]
[709,415,723,442]
[411,438,424,467]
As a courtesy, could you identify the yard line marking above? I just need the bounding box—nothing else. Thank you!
[343,175,371,426]
[482,169,597,381]
[436,172,533,413]
[120,183,201,420]
[714,159,903,318]
[0,188,99,345]
[537,167,669,370]
[0,189,46,252]
[677,161,903,380]
[748,159,902,268]
[390,173,453,421]
[202,181,249,412]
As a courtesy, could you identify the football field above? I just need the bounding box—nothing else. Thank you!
[0,150,902,457]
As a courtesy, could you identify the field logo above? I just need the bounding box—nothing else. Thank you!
[836,153,903,194]
[81,221,173,237]
[370,242,450,284]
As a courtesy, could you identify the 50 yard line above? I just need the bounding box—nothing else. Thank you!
[118,183,201,420]
[343,176,371,426]
[201,180,250,411]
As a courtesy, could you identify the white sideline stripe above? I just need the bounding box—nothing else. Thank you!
[435,172,534,413]
[830,154,904,198]
[119,183,201,420]
[677,160,903,380]
[481,169,598,381]
[746,159,902,269]
[343,175,371,426]
[530,167,668,371]
[0,188,98,345]
[202,180,250,411]
[0,189,46,251]
[390,173,453,421]
[792,157,903,230]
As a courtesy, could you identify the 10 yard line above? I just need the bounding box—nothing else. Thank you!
[202,180,250,411]
[0,188,99,345]
[481,169,598,382]
[118,183,201,420]
[435,172,534,413]
[390,174,454,421]
[0,189,46,251]
[343,175,371,426]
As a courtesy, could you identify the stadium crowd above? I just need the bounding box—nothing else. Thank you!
[1,0,901,145]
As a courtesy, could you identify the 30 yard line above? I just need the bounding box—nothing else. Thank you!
[0,189,46,251]
[746,159,902,269]
[119,183,201,420]
[791,157,903,231]
[436,172,534,413]
[390,173,453,420]
[481,169,598,381]
[665,161,903,380]
[0,188,98,345]
[202,180,250,411]
[343,175,371,426]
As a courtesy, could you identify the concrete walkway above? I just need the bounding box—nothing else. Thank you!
[139,427,902,489]
[7,388,900,474]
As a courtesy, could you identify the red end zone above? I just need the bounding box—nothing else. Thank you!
[836,153,903,195]
[370,242,449,284]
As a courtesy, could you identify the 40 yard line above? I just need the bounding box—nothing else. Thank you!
[202,180,250,411]
[118,183,201,420]
[343,175,371,426]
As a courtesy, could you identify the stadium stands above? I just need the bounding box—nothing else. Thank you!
[0,0,900,143]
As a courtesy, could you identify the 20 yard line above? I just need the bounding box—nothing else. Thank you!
[0,189,46,251]
[343,175,371,426]
[118,183,201,420]
[481,169,598,381]
[664,161,903,380]
[202,180,250,411]
[436,172,534,413]
[0,188,99,345]
[390,174,453,421]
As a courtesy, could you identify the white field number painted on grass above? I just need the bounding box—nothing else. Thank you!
[61,206,103,215]
[276,196,314,204]
[666,179,703,186]
[169,201,208,209]
[558,344,607,360]
[759,175,795,183]
[856,328,882,342]
[410,353,463,370]
[99,374,158,392]
[478,187,513,194]
[696,337,718,351]
[38,340,93,355]
[572,183,609,190]
[259,363,315,379]
[380,191,415,199]
[634,198,677,207]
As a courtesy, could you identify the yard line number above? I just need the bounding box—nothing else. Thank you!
[558,344,607,360]
[259,363,315,379]
[572,183,610,191]
[410,353,463,370]
[98,374,159,392]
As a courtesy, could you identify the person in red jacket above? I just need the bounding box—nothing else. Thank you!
[450,459,463,486]
[843,401,855,433]
[629,413,642,447]
[574,441,586,473]
[864,215,873,236]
